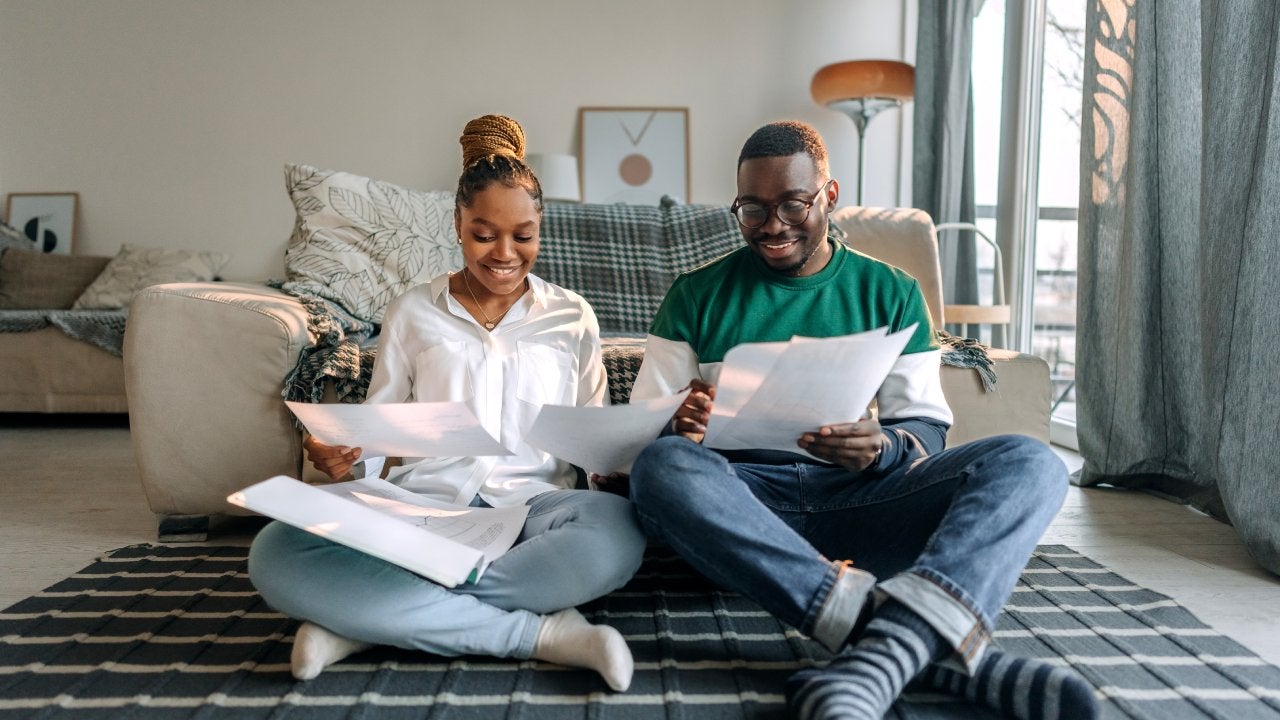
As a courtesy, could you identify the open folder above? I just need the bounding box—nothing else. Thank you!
[228,476,528,587]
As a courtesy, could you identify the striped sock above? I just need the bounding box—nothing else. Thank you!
[912,649,1099,720]
[787,601,946,720]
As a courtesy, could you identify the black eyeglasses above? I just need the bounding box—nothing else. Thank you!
[731,180,831,229]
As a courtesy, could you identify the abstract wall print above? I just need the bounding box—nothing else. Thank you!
[580,108,689,205]
[5,192,79,254]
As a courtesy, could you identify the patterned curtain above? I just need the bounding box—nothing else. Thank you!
[1077,0,1280,575]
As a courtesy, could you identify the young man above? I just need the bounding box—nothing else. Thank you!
[625,121,1098,720]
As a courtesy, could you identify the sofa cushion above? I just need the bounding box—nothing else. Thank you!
[0,250,112,310]
[280,163,461,324]
[72,244,228,309]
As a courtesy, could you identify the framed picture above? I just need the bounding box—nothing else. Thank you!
[579,107,689,205]
[5,192,79,254]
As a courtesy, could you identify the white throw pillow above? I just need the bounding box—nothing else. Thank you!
[72,244,228,309]
[282,163,461,323]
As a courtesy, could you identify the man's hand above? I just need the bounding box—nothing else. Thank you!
[671,379,716,443]
[303,434,362,481]
[797,415,885,473]
[589,472,630,497]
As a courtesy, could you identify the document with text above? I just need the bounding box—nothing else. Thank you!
[228,476,528,587]
[285,400,512,458]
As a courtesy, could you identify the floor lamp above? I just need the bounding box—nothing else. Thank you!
[810,60,914,205]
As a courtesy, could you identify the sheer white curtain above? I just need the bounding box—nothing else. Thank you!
[1077,0,1280,575]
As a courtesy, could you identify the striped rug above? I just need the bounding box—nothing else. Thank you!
[2,544,1278,719]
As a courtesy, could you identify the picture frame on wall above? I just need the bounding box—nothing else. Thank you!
[579,107,689,205]
[4,192,79,255]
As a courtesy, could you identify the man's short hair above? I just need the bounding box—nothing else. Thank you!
[738,121,830,176]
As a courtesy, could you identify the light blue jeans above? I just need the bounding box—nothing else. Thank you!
[247,489,646,659]
[629,433,1067,670]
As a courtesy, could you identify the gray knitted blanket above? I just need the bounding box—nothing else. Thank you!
[937,330,997,391]
[0,309,128,356]
[271,283,378,405]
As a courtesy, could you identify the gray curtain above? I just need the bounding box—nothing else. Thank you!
[1077,0,1280,575]
[913,0,979,308]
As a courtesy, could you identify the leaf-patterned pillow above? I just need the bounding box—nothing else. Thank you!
[280,163,462,324]
[0,219,33,254]
[71,244,229,309]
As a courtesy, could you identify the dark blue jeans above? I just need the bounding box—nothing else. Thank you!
[629,433,1067,669]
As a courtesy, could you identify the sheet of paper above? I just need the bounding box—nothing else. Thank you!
[524,394,686,475]
[228,475,489,587]
[316,478,528,568]
[708,339,789,418]
[285,401,512,458]
[704,325,915,456]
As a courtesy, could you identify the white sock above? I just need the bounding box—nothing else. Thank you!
[290,621,373,680]
[532,608,634,692]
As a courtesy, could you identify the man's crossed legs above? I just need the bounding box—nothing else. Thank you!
[630,433,1099,720]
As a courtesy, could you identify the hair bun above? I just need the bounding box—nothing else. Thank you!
[459,115,526,168]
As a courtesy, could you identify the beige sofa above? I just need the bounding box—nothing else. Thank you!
[125,205,1049,540]
[0,250,127,413]
[0,327,127,413]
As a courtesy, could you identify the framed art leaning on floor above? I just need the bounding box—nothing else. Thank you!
[579,107,689,205]
[4,192,79,254]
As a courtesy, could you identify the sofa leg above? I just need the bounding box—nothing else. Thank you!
[157,514,210,542]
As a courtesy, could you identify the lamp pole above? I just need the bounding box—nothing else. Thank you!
[827,98,901,205]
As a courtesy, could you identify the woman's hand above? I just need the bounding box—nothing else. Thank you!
[797,415,885,473]
[671,379,716,443]
[303,434,362,481]
[589,472,631,497]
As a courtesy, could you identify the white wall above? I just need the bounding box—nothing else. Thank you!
[0,0,913,280]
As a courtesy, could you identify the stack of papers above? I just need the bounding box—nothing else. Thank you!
[278,326,913,475]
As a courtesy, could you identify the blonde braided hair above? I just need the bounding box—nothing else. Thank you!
[455,114,542,211]
[459,114,526,167]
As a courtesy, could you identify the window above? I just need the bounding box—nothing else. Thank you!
[972,0,1084,449]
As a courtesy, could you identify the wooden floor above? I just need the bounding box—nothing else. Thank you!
[3,413,1278,667]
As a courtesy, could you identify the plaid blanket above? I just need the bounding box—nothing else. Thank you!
[534,199,742,335]
[0,309,128,356]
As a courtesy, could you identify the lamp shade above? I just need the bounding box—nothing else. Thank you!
[810,60,914,206]
[526,153,581,203]
[810,60,914,106]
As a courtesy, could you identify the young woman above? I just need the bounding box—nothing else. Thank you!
[248,115,646,692]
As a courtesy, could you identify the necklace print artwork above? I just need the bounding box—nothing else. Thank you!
[616,111,657,187]
[460,268,523,331]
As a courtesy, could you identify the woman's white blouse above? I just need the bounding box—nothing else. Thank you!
[364,272,607,507]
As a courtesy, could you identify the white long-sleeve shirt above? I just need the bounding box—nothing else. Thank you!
[364,272,607,506]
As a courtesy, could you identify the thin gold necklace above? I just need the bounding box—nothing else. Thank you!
[460,268,522,330]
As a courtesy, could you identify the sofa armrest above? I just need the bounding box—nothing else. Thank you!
[941,348,1051,446]
[124,282,310,526]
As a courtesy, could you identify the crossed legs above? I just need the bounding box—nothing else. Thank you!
[247,489,645,689]
[630,433,1097,718]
